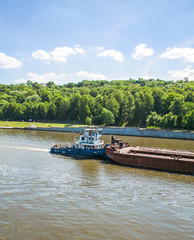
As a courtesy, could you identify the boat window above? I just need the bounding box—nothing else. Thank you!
[82,137,85,140]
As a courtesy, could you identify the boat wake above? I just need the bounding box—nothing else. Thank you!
[0,144,50,152]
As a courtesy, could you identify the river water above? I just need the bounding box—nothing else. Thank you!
[0,129,193,240]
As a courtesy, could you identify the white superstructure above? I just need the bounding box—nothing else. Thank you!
[74,128,104,149]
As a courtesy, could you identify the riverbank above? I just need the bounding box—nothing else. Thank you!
[0,122,193,140]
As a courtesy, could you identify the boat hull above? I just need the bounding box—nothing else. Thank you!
[106,146,194,174]
[50,146,108,158]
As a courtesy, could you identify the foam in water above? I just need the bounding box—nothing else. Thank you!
[0,143,50,152]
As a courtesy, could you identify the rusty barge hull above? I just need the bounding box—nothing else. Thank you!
[106,147,194,175]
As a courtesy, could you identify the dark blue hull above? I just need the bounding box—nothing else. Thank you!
[50,145,109,158]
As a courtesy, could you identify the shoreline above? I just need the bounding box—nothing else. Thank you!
[0,126,194,140]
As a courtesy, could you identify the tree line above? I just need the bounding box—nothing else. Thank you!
[0,78,193,130]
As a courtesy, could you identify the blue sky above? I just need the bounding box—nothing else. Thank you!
[0,0,194,84]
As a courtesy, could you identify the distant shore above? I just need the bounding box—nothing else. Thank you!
[0,121,193,140]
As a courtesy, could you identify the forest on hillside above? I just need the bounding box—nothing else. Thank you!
[0,79,193,130]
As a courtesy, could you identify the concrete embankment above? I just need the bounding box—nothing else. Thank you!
[21,126,194,140]
[0,126,193,140]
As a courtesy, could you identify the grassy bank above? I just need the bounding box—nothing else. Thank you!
[0,121,193,133]
[0,121,85,128]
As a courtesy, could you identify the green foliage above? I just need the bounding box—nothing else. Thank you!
[134,89,154,125]
[26,94,41,102]
[38,102,49,121]
[100,108,115,126]
[40,90,53,102]
[146,112,162,127]
[46,81,56,89]
[79,95,91,123]
[85,116,92,125]
[0,79,193,130]
[182,110,194,130]
[169,95,186,128]
[161,112,178,129]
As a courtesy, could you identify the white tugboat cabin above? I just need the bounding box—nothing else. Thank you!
[74,128,104,149]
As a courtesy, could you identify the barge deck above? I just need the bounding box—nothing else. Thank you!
[106,137,194,174]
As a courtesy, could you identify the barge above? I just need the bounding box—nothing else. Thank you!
[106,137,194,174]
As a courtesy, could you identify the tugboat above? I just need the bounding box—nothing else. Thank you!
[50,128,109,158]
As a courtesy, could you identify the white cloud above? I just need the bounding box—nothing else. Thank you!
[32,50,50,60]
[51,47,77,62]
[132,44,154,60]
[161,47,194,62]
[98,48,124,62]
[16,72,67,84]
[74,44,85,54]
[75,71,108,80]
[140,75,154,80]
[97,46,105,51]
[0,52,22,69]
[168,67,194,80]
[32,45,84,62]
[15,70,108,84]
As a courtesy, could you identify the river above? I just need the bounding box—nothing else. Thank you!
[0,129,193,240]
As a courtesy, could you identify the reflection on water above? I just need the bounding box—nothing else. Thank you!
[0,129,193,240]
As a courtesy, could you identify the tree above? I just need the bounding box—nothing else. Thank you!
[185,91,194,102]
[91,95,103,124]
[56,97,70,121]
[46,81,56,89]
[163,92,176,114]
[90,88,98,97]
[38,102,49,121]
[152,88,164,114]
[32,82,42,89]
[16,94,26,104]
[126,92,135,125]
[69,93,81,120]
[26,80,33,86]
[182,110,194,130]
[40,90,52,102]
[23,102,39,121]
[161,113,178,129]
[105,95,120,119]
[66,82,76,88]
[169,96,186,128]
[146,112,162,127]
[100,108,115,126]
[26,94,41,102]
[47,103,57,120]
[85,116,92,125]
[79,95,91,123]
[133,90,154,126]
[2,102,24,120]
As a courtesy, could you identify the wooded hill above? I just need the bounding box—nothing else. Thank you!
[0,79,193,130]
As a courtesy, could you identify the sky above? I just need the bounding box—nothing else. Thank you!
[0,0,194,85]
